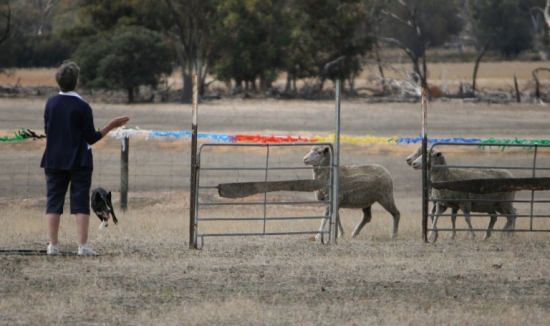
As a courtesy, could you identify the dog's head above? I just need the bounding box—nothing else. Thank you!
[91,188,118,227]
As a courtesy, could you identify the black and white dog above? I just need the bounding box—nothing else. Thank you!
[91,188,118,230]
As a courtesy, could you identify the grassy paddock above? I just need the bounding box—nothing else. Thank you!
[2,193,550,325]
[2,88,550,324]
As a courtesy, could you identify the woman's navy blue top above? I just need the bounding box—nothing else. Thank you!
[40,93,103,170]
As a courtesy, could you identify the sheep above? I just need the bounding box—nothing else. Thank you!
[303,145,400,240]
[407,146,517,240]
[406,146,497,240]
[411,148,516,242]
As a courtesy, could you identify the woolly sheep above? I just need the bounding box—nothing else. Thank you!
[303,145,401,240]
[408,146,516,240]
[406,146,497,240]
[411,148,516,242]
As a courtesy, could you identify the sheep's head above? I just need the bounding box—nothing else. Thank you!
[303,145,330,166]
[405,146,423,166]
[411,149,443,170]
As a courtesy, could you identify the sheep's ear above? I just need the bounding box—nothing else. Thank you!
[435,151,442,157]
[323,147,330,154]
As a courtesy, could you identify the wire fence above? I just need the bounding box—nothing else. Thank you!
[424,143,550,237]
[0,135,190,201]
[3,128,550,240]
[0,134,416,206]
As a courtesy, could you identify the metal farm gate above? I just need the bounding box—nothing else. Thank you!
[191,142,338,248]
[422,142,550,241]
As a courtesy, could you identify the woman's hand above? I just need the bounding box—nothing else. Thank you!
[100,116,130,137]
[109,116,130,128]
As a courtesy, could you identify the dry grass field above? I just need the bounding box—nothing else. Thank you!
[1,60,548,92]
[2,65,550,325]
[3,198,550,325]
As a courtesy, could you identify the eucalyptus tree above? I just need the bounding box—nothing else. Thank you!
[288,0,372,93]
[211,0,291,93]
[159,0,217,101]
[70,0,163,48]
[0,0,11,73]
[469,0,534,57]
[380,0,464,87]
[515,0,550,59]
[0,0,10,45]
[73,25,173,103]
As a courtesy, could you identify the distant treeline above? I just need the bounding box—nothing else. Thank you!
[0,0,548,101]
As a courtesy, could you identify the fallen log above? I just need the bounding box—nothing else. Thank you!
[218,179,328,198]
[432,177,550,194]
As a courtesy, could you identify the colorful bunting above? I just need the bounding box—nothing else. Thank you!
[0,128,45,142]
[2,127,550,152]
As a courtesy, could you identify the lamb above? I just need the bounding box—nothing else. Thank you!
[411,148,516,242]
[303,145,401,240]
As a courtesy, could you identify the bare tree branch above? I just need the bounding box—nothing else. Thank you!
[37,0,60,35]
[380,37,416,62]
[381,4,427,88]
[381,10,411,28]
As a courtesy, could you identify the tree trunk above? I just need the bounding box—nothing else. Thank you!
[0,2,11,45]
[285,71,292,92]
[199,61,209,96]
[225,80,232,93]
[374,41,386,93]
[174,42,192,103]
[260,77,267,92]
[472,38,492,94]
[421,52,428,88]
[127,87,134,104]
[514,75,521,103]
[181,73,192,103]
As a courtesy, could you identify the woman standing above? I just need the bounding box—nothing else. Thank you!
[41,61,129,256]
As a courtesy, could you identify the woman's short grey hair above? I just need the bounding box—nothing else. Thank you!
[55,61,80,92]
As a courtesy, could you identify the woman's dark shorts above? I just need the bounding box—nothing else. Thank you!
[45,167,93,215]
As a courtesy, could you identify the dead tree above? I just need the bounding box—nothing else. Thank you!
[533,67,550,103]
[530,0,550,31]
[471,38,492,94]
[519,0,550,60]
[36,0,60,35]
[381,2,428,88]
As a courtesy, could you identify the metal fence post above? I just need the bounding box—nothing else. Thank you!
[421,86,428,243]
[189,74,199,249]
[331,80,341,244]
[120,136,129,211]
